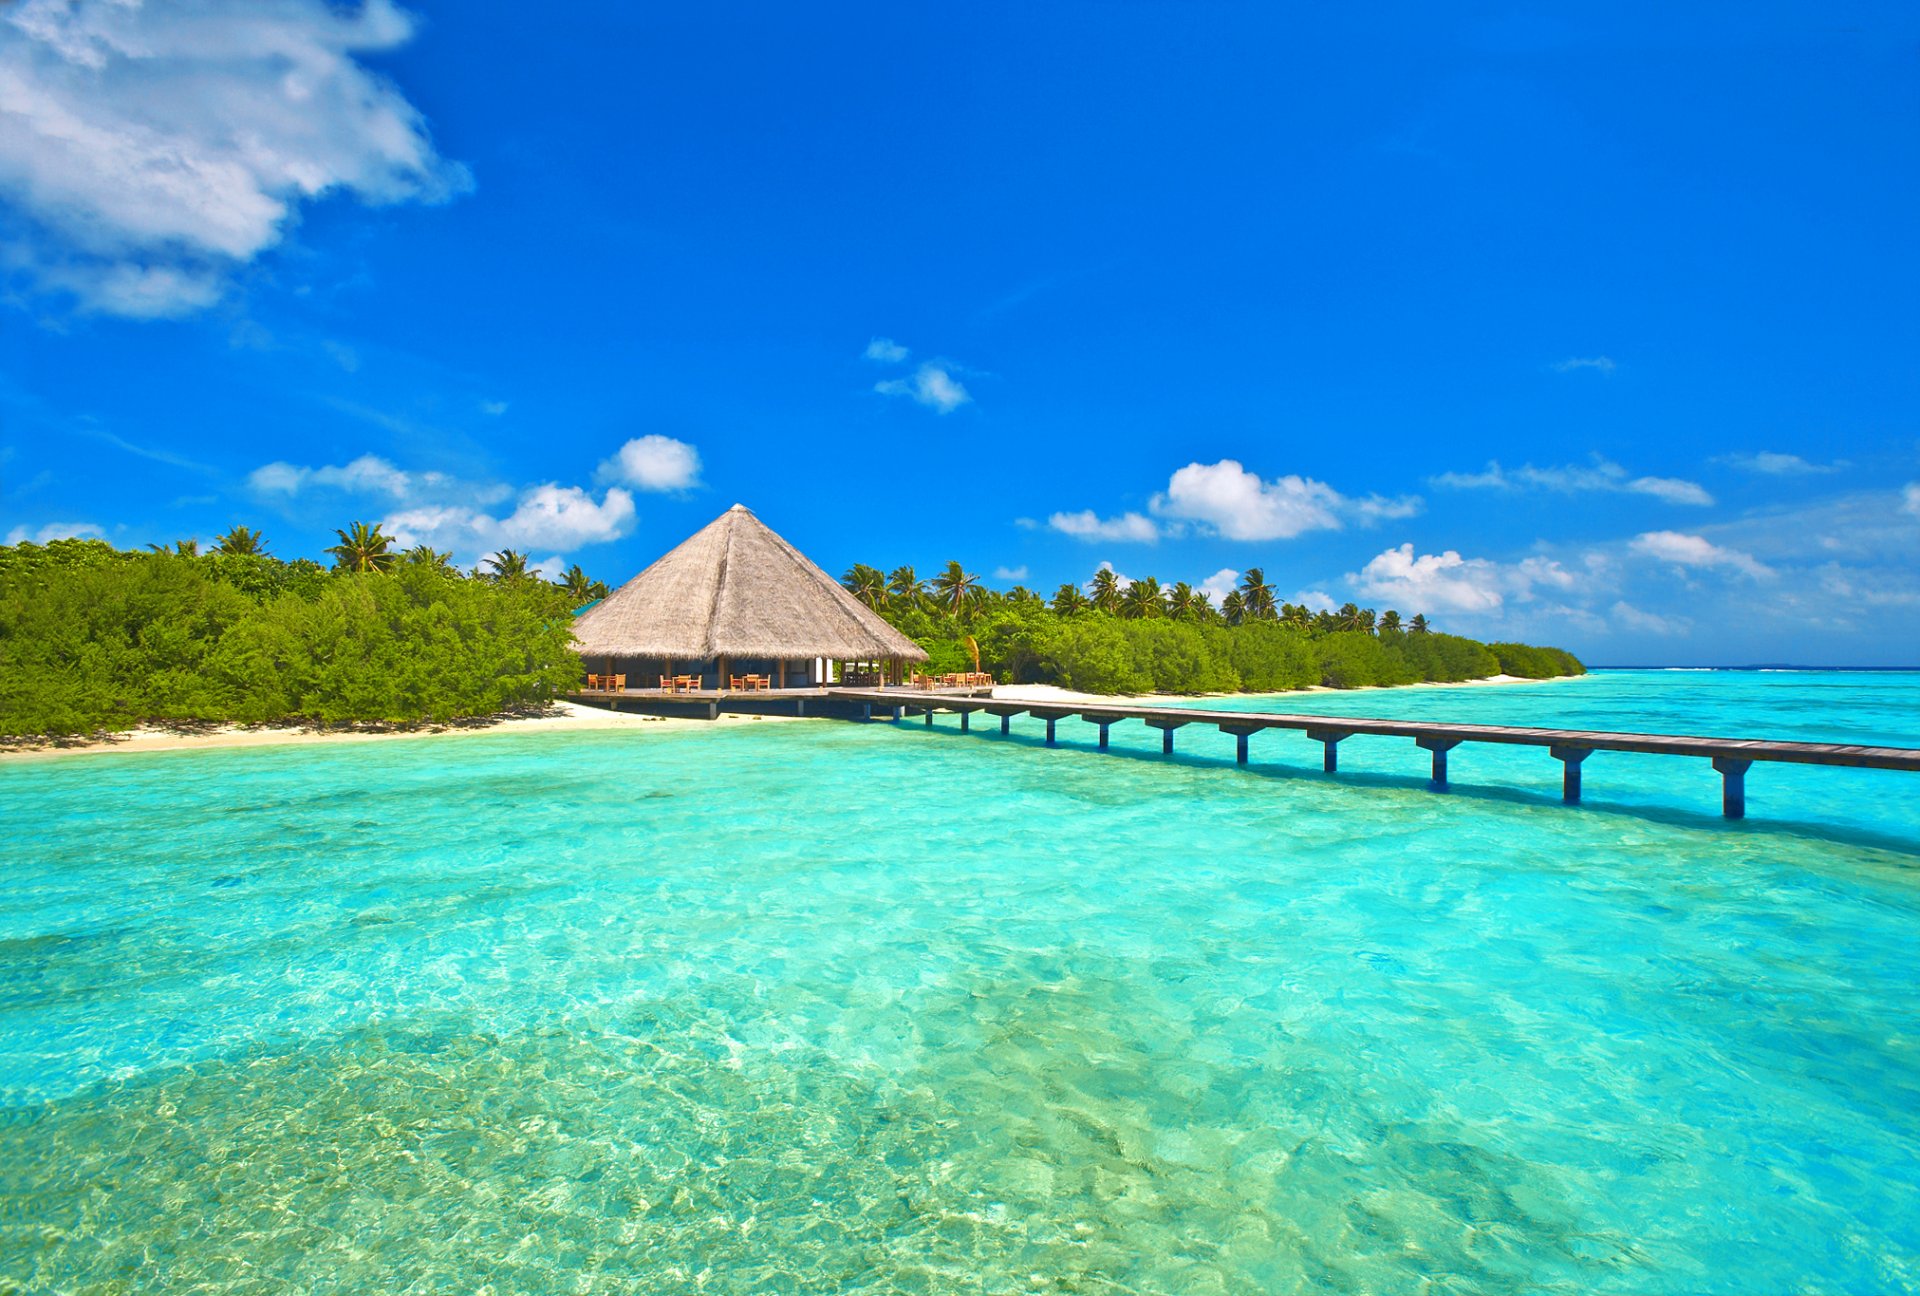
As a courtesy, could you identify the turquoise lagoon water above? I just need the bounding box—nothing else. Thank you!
[1,669,1916,1292]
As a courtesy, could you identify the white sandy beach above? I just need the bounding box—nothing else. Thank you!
[0,701,804,763]
[1,673,1569,763]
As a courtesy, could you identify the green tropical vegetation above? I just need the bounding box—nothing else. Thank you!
[0,534,594,738]
[842,561,1586,696]
[0,525,1586,739]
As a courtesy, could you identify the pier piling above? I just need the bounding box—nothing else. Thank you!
[1713,757,1752,819]
[1550,745,1591,803]
[1417,737,1462,789]
[822,689,1920,823]
[1306,728,1352,773]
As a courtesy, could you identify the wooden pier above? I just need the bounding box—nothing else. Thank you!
[824,689,1920,820]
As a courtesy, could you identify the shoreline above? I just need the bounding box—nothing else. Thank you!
[1,672,1575,764]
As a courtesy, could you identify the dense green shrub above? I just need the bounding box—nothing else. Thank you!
[856,571,1585,697]
[1486,642,1588,679]
[0,540,581,737]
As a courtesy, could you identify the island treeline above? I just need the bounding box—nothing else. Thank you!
[0,530,1584,739]
[840,561,1585,696]
[0,532,588,738]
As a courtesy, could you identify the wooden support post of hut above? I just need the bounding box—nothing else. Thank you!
[567,504,926,716]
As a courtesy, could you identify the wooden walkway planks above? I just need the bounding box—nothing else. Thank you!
[823,689,1920,774]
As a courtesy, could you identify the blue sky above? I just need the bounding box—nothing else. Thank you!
[1,2,1916,665]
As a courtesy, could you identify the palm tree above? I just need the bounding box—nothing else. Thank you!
[1051,583,1090,616]
[1409,613,1432,635]
[560,564,596,601]
[1119,575,1164,619]
[1220,590,1246,625]
[1239,568,1277,620]
[1006,585,1042,606]
[1166,581,1198,620]
[887,565,928,609]
[1282,603,1312,632]
[841,564,888,610]
[213,526,266,556]
[1337,602,1366,632]
[1191,590,1218,622]
[401,544,455,574]
[326,522,395,574]
[485,550,532,581]
[148,538,199,556]
[1378,609,1403,634]
[933,560,983,618]
[1089,567,1123,614]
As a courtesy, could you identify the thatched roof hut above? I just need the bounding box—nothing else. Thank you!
[571,504,926,664]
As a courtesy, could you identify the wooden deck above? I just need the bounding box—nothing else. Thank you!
[561,683,992,719]
[824,688,1920,819]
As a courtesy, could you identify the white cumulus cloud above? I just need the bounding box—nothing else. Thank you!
[1048,509,1159,543]
[597,435,701,492]
[384,484,635,560]
[992,564,1028,582]
[1630,530,1774,579]
[863,337,909,362]
[1352,544,1507,613]
[1149,459,1418,541]
[1903,483,1920,518]
[1197,568,1240,603]
[0,0,470,316]
[6,520,102,544]
[876,363,970,414]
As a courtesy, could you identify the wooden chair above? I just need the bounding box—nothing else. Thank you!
[587,674,602,690]
[610,674,626,691]
[659,675,676,693]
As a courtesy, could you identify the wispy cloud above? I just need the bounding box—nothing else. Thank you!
[863,337,909,363]
[1715,451,1845,476]
[1630,530,1773,579]
[876,363,971,414]
[480,400,510,417]
[993,564,1029,582]
[1048,510,1159,543]
[249,454,416,498]
[0,0,470,317]
[1549,356,1617,375]
[1903,483,1920,518]
[596,435,701,492]
[1432,457,1712,507]
[1610,600,1689,636]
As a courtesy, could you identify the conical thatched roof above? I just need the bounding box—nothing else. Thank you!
[571,505,927,661]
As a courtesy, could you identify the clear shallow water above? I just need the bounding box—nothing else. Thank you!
[1,671,1916,1293]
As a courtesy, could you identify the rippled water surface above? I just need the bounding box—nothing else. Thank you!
[3,670,1917,1293]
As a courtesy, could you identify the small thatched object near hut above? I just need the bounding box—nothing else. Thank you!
[571,504,925,686]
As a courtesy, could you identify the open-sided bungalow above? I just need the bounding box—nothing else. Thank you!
[571,504,927,692]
